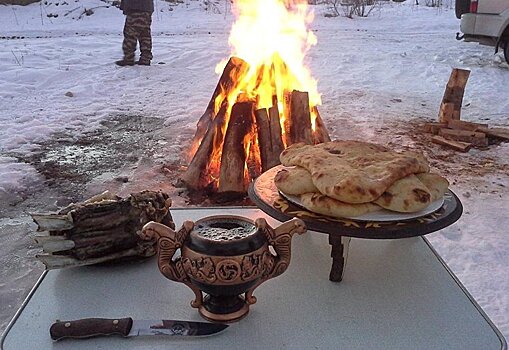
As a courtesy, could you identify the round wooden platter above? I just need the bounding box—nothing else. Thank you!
[248,165,463,239]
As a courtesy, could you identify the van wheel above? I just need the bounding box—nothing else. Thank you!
[455,0,470,19]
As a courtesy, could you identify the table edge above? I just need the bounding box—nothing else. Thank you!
[421,236,507,350]
[1,270,48,350]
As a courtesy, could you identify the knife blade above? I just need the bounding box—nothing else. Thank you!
[50,317,228,341]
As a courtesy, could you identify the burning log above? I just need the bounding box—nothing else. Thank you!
[255,108,275,171]
[194,57,250,143]
[289,90,313,145]
[312,106,331,144]
[181,102,229,190]
[282,91,292,143]
[269,105,285,158]
[218,101,255,194]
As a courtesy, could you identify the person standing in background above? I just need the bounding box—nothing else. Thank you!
[116,0,154,66]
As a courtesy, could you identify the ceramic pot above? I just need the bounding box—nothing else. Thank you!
[139,215,306,322]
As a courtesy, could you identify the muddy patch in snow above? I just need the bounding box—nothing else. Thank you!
[0,114,193,333]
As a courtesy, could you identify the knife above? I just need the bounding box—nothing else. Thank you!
[50,317,228,341]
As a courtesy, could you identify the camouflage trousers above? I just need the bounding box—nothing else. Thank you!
[122,12,153,62]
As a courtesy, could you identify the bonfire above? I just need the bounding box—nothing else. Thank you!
[181,0,330,196]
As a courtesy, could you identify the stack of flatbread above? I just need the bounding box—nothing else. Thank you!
[274,141,449,218]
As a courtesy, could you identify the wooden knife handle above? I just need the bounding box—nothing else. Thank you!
[50,317,133,340]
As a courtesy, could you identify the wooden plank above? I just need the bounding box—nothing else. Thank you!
[477,127,509,141]
[423,122,448,135]
[439,128,488,147]
[432,135,471,152]
[448,120,489,132]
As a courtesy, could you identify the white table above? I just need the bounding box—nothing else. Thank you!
[1,208,506,350]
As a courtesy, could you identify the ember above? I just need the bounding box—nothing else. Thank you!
[181,0,330,195]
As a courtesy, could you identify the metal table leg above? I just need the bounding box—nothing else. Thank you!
[328,235,351,282]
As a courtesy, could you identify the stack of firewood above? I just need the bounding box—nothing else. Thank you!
[425,68,509,152]
[425,120,509,152]
[31,190,174,269]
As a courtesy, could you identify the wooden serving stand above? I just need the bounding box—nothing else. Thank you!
[248,166,463,282]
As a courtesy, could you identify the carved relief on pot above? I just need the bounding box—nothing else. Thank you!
[181,256,217,284]
[181,245,275,285]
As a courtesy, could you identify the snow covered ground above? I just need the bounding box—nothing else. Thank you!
[1,0,508,341]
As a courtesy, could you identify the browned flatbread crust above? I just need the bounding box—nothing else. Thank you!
[300,193,381,218]
[274,166,318,195]
[416,173,449,201]
[373,174,431,212]
[280,141,429,203]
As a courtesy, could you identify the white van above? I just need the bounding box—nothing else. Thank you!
[456,0,509,64]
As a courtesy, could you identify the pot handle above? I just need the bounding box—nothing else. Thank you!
[139,221,203,308]
[245,218,306,304]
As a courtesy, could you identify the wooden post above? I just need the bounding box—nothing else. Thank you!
[218,102,255,194]
[438,68,470,123]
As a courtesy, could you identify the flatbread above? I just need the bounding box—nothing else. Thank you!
[274,166,318,195]
[275,166,434,213]
[300,193,381,218]
[280,141,430,203]
[416,173,449,201]
[373,174,431,212]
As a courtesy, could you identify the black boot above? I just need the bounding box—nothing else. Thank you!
[115,59,135,66]
[136,59,151,66]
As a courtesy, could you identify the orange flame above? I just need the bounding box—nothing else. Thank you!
[188,0,322,190]
[215,0,320,110]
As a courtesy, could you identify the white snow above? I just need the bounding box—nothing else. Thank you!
[1,0,508,341]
